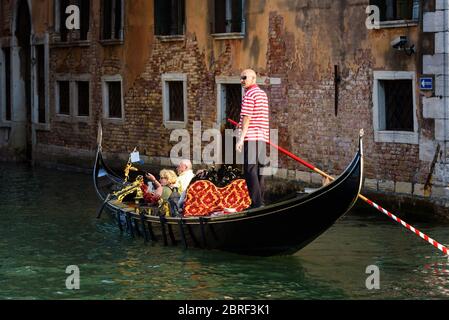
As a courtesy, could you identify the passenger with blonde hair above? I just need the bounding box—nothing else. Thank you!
[146,169,178,201]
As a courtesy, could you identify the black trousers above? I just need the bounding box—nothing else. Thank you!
[244,141,266,208]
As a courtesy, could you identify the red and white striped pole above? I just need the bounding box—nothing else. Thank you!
[228,118,449,256]
[359,194,449,256]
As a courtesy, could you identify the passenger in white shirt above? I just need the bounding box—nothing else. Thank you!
[175,159,195,210]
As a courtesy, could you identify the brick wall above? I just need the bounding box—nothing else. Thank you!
[36,4,432,187]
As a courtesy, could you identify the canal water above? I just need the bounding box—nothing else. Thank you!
[1,163,448,300]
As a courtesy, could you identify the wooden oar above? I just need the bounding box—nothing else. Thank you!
[228,118,449,256]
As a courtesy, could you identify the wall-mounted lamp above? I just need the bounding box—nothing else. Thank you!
[391,36,415,56]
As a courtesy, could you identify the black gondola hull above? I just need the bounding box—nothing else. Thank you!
[94,139,363,256]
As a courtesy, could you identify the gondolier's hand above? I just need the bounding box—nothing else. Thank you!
[236,139,244,153]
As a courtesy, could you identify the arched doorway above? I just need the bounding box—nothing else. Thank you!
[15,0,32,161]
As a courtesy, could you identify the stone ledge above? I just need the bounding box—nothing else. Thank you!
[378,180,395,193]
[395,181,412,194]
[364,178,378,191]
[296,170,311,183]
[311,173,323,185]
[413,183,427,197]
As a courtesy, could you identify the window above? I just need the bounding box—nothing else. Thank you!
[36,45,46,124]
[107,82,122,118]
[55,76,91,120]
[102,76,124,120]
[373,71,418,144]
[162,74,187,128]
[381,80,413,131]
[154,0,185,36]
[57,81,71,115]
[76,81,89,117]
[370,0,419,21]
[168,82,184,122]
[1,47,11,121]
[101,0,124,41]
[216,78,243,126]
[56,0,90,42]
[214,0,245,34]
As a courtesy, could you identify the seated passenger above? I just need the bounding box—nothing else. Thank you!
[175,159,195,210]
[175,159,195,193]
[146,169,178,201]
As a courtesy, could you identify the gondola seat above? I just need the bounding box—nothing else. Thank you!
[183,179,251,217]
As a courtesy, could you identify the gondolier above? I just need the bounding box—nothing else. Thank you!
[236,69,270,209]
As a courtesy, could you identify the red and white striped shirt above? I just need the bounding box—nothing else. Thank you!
[239,85,270,142]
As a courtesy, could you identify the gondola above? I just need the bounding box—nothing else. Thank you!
[93,130,364,256]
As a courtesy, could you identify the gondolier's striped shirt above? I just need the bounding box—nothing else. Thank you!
[239,84,270,143]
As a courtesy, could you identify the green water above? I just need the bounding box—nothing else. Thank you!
[0,163,448,300]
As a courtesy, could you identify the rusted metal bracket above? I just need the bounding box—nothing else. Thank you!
[334,65,341,116]
[424,144,441,196]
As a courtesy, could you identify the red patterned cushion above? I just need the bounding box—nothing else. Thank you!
[183,179,251,217]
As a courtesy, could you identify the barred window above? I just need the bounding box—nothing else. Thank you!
[162,74,187,128]
[154,0,185,36]
[168,81,184,122]
[224,84,242,127]
[379,80,413,131]
[370,0,419,21]
[373,71,418,144]
[107,81,122,119]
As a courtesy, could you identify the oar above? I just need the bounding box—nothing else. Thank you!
[227,118,449,256]
[96,194,111,219]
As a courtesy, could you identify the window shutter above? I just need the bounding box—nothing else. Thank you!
[114,0,122,39]
[103,0,112,39]
[80,0,90,40]
[231,0,242,32]
[60,0,69,41]
[155,0,170,35]
[215,0,226,33]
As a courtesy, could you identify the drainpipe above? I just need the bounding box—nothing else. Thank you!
[444,3,448,188]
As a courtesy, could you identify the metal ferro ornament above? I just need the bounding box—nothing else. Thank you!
[113,175,144,203]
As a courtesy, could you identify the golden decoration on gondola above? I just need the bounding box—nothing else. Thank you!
[113,175,144,203]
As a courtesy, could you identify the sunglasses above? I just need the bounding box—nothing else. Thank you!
[240,76,247,80]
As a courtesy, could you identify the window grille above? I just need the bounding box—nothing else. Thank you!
[168,81,184,122]
[224,84,242,129]
[380,79,414,131]
[108,81,122,118]
[370,0,419,21]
